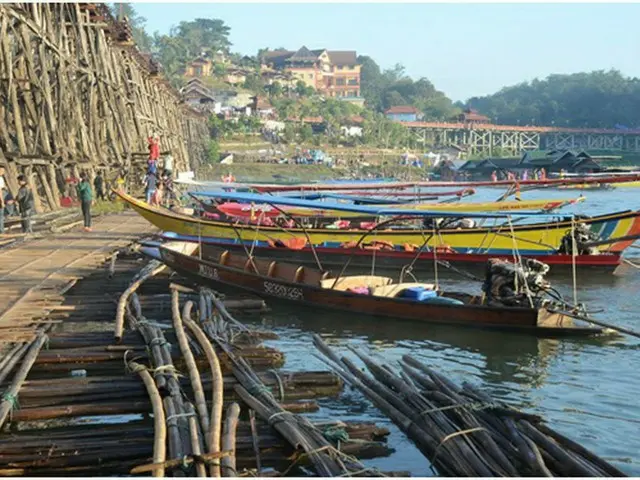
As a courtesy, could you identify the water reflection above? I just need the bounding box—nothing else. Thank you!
[248,302,618,392]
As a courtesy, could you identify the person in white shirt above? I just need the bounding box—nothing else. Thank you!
[163,154,173,175]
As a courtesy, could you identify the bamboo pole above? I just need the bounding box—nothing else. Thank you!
[0,333,48,430]
[182,298,224,478]
[186,403,207,478]
[171,289,210,442]
[128,361,166,477]
[114,260,166,342]
[221,402,241,477]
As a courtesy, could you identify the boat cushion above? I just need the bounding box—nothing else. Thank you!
[399,287,438,302]
[320,275,393,291]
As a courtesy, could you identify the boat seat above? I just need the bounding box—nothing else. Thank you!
[320,275,393,291]
[371,283,436,298]
[267,261,277,277]
[294,266,304,283]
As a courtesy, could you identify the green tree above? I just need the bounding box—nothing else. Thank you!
[283,123,297,143]
[299,124,313,143]
[151,17,232,84]
[465,69,640,128]
[206,139,220,164]
[267,81,283,97]
[357,55,384,110]
[243,74,265,93]
[213,63,227,76]
[356,56,457,120]
[174,18,231,57]
[296,81,313,97]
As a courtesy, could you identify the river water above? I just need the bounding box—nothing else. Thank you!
[230,186,640,476]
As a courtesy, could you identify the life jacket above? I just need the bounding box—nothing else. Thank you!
[364,240,394,251]
[434,244,455,254]
[404,243,420,252]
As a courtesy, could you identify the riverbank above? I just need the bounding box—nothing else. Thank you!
[197,162,430,183]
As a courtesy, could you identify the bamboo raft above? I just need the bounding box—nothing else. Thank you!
[314,335,627,477]
[0,244,398,477]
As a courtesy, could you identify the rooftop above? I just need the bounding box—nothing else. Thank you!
[385,105,420,115]
[327,51,357,65]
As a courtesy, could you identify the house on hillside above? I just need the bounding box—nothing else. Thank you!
[181,78,219,113]
[261,69,298,89]
[261,46,362,101]
[185,56,214,77]
[249,96,275,118]
[223,68,248,86]
[455,109,491,125]
[210,89,254,110]
[385,106,422,123]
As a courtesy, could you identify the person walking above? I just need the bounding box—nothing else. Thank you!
[162,171,176,207]
[0,165,6,234]
[144,171,157,204]
[16,175,34,234]
[94,172,105,201]
[76,173,93,232]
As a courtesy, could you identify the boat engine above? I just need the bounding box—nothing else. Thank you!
[482,258,551,307]
[558,223,600,255]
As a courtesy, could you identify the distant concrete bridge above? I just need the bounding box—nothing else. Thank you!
[404,121,640,156]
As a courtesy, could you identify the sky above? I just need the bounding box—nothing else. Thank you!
[135,2,640,102]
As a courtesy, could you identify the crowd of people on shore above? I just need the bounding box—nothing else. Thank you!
[490,168,549,182]
[0,134,177,236]
[0,165,37,234]
[143,135,176,208]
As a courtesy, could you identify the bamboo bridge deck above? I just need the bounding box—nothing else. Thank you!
[0,212,157,340]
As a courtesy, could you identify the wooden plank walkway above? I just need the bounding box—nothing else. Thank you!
[0,212,157,343]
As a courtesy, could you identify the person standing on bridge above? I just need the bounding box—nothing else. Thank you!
[76,172,93,232]
[16,175,34,234]
[144,170,157,204]
[93,171,105,201]
[148,134,160,172]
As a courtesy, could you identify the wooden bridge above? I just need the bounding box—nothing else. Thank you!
[0,3,208,214]
[404,121,640,156]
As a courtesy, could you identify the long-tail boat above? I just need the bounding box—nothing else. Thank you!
[176,174,640,193]
[140,241,611,337]
[160,232,625,273]
[116,190,640,255]
[246,174,640,192]
[208,197,584,219]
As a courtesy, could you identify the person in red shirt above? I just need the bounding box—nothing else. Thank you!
[148,135,160,160]
[148,135,160,173]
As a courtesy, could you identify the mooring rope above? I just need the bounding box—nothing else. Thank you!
[267,369,286,402]
[166,411,197,423]
[1,392,20,414]
[267,410,292,426]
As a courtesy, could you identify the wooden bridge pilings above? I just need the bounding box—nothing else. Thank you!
[0,3,209,213]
